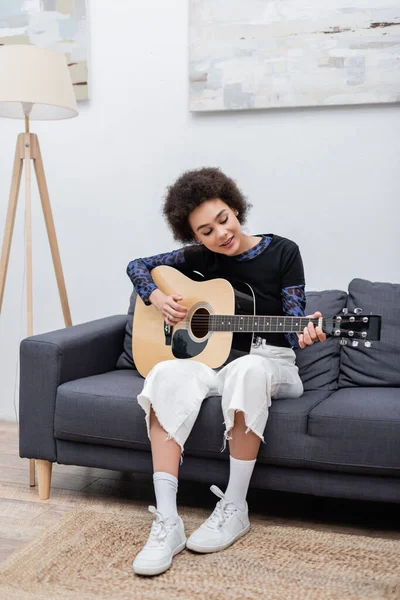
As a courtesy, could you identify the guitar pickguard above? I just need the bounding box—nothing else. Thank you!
[172,329,208,359]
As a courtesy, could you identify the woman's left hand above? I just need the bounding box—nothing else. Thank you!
[297,311,327,349]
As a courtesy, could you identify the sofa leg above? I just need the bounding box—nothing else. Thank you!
[37,460,53,500]
[29,458,35,487]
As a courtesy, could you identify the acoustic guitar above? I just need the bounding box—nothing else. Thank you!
[132,266,381,377]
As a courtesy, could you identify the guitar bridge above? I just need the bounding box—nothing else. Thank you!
[252,336,263,348]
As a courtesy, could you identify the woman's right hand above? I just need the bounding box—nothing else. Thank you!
[149,289,188,325]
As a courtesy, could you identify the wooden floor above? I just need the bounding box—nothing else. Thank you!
[1,420,399,564]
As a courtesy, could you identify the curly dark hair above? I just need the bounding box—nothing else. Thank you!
[162,167,252,243]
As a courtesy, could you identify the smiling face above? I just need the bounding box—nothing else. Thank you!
[188,198,247,256]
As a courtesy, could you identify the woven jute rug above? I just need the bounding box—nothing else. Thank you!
[1,500,399,600]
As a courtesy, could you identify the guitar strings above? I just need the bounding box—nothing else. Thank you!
[188,317,333,323]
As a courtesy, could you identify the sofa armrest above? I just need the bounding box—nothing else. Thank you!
[19,315,128,461]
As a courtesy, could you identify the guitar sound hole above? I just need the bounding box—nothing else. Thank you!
[191,308,210,339]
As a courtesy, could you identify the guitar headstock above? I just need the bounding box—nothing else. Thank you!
[323,309,381,347]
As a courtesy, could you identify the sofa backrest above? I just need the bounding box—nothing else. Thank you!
[338,278,400,387]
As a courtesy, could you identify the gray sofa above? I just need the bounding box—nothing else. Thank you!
[19,278,400,503]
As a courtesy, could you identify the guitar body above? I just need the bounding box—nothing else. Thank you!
[132,266,382,378]
[132,266,255,377]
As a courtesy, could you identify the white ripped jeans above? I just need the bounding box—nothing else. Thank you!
[137,341,304,454]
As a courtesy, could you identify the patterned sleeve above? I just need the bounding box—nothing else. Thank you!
[281,285,306,348]
[126,248,187,305]
[280,241,306,348]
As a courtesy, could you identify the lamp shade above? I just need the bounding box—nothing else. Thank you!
[0,44,78,121]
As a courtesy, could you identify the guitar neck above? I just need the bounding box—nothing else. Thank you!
[209,315,321,333]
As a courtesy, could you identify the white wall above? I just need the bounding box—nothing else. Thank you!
[0,0,399,421]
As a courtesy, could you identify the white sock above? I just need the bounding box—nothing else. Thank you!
[224,456,256,511]
[153,472,178,519]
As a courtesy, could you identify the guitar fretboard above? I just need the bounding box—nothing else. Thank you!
[208,315,321,333]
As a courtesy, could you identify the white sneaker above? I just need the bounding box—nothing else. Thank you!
[186,485,250,553]
[132,506,186,576]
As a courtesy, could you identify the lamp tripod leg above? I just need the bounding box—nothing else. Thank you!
[0,135,24,313]
[22,135,37,488]
[32,135,72,328]
[24,134,33,337]
[30,134,73,491]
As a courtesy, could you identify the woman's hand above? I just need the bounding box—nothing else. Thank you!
[297,311,327,349]
[149,289,188,326]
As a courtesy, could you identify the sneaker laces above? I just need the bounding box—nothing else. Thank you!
[205,485,238,530]
[145,506,177,548]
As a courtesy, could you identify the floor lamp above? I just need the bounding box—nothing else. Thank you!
[0,45,78,489]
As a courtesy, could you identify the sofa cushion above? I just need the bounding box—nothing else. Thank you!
[295,290,347,391]
[305,387,400,474]
[54,369,330,467]
[243,390,331,466]
[55,369,148,449]
[338,278,400,387]
[116,289,137,369]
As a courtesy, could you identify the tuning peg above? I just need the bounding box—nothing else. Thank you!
[342,308,348,315]
[354,308,362,315]
[364,341,372,348]
[352,340,359,347]
[340,339,348,345]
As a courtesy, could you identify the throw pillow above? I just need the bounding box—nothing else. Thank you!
[338,278,400,387]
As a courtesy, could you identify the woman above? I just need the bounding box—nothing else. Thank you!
[127,167,326,576]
